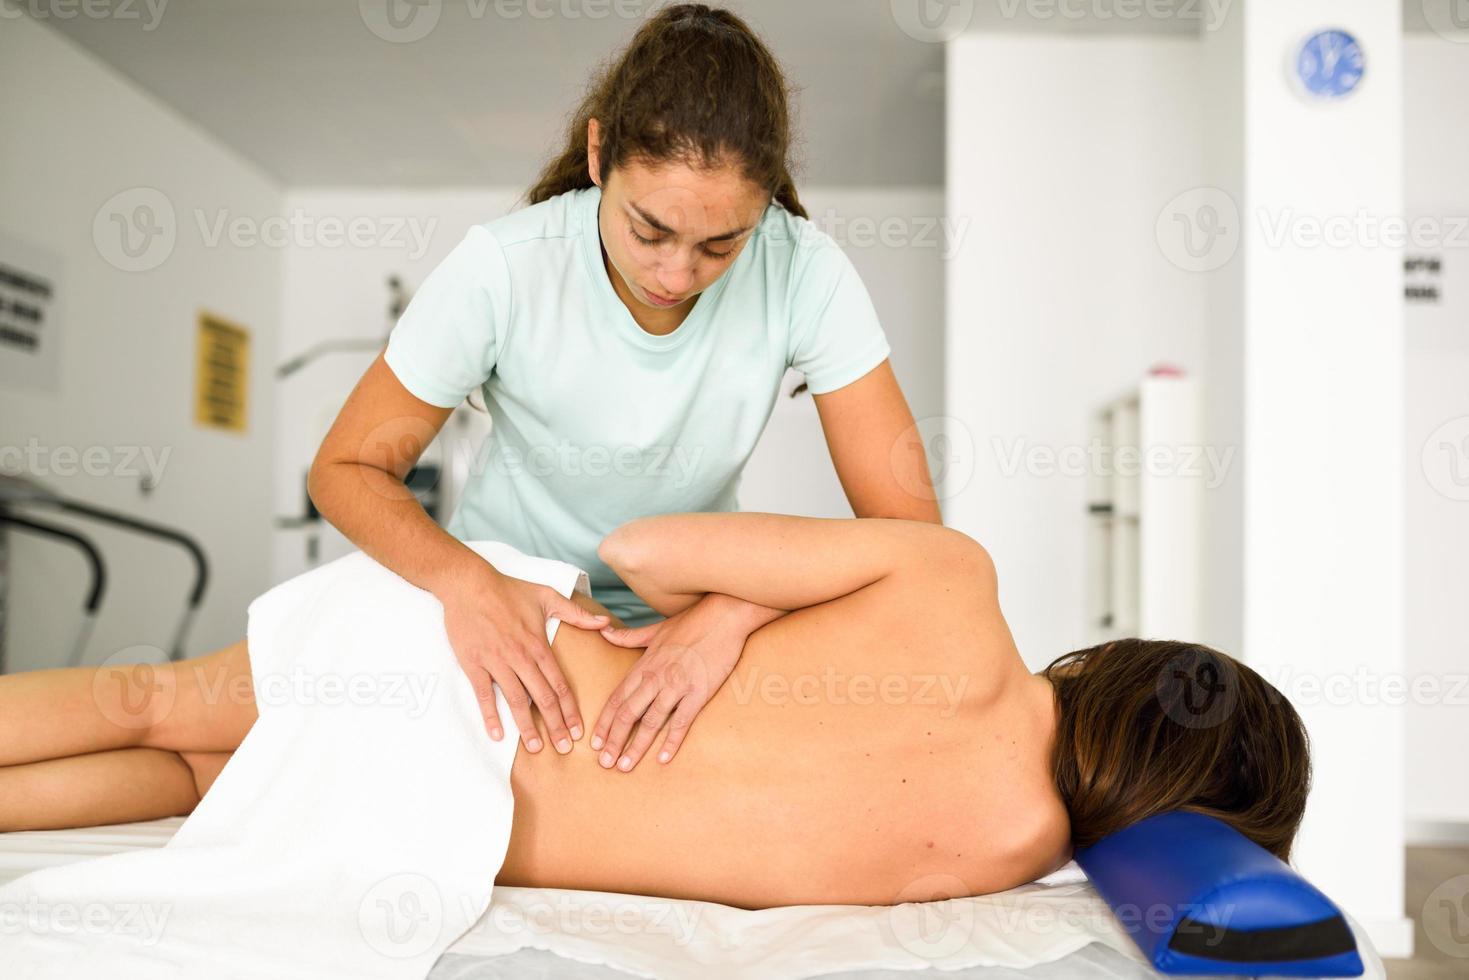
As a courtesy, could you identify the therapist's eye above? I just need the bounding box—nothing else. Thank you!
[630,224,734,260]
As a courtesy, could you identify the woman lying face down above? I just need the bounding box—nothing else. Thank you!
[491,513,1312,909]
[0,514,1309,912]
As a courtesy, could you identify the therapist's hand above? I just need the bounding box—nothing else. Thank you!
[439,564,609,754]
[592,593,785,771]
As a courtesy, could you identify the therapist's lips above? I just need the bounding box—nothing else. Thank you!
[642,286,685,308]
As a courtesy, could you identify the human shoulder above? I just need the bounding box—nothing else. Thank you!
[475,186,590,251]
[750,200,847,273]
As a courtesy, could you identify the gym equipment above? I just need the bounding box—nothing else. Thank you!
[0,473,209,665]
[0,512,106,671]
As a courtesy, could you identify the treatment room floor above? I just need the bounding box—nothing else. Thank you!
[1383,845,1469,979]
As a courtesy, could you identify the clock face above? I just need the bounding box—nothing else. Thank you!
[1294,29,1366,100]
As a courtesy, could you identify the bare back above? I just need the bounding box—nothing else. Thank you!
[498,567,1073,909]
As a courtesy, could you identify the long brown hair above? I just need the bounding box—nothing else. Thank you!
[521,3,806,219]
[1043,639,1311,863]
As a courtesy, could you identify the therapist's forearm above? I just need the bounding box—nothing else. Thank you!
[307,460,488,598]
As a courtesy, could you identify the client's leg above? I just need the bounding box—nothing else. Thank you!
[0,749,202,831]
[0,640,257,830]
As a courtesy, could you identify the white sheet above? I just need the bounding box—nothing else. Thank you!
[0,541,587,980]
[0,543,1387,980]
[0,819,1385,980]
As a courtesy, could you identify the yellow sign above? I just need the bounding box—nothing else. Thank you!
[195,311,250,432]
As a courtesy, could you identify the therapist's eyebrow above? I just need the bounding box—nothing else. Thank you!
[627,202,752,243]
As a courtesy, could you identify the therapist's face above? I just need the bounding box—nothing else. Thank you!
[588,119,770,318]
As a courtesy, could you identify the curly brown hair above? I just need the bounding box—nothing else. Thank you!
[1043,639,1312,863]
[521,3,806,218]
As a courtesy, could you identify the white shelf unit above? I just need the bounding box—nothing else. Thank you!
[1086,375,1203,643]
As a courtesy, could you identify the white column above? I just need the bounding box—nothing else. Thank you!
[1204,0,1411,958]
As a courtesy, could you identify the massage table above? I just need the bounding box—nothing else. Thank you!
[0,817,1385,980]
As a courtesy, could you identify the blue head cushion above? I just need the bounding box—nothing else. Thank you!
[1074,811,1363,976]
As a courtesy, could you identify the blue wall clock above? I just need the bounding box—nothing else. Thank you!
[1293,29,1366,100]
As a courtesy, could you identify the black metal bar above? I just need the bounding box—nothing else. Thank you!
[0,512,107,612]
[0,510,111,669]
[55,500,208,609]
[52,500,209,660]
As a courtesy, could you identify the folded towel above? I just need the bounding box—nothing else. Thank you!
[0,541,588,980]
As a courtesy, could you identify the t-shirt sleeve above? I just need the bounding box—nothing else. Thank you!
[785,233,892,395]
[382,224,509,409]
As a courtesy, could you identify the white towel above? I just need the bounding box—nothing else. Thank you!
[0,541,588,980]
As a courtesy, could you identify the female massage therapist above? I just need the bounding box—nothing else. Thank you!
[307,3,939,774]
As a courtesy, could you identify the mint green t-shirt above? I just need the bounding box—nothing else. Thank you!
[383,185,890,624]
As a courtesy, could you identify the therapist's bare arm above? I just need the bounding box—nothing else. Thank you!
[307,354,471,595]
[308,353,607,752]
[814,360,942,524]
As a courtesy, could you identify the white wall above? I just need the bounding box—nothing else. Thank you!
[944,34,1207,668]
[0,16,282,671]
[272,186,945,582]
[1403,35,1469,832]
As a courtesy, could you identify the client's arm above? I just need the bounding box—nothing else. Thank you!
[588,515,983,773]
[598,512,989,617]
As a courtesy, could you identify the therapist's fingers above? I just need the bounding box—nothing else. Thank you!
[467,665,506,742]
[488,664,543,753]
[614,686,685,772]
[653,697,701,765]
[527,641,583,747]
[540,591,611,632]
[599,622,660,649]
[596,670,659,768]
[516,642,577,754]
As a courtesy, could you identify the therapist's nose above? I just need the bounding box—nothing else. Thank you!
[656,262,696,295]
